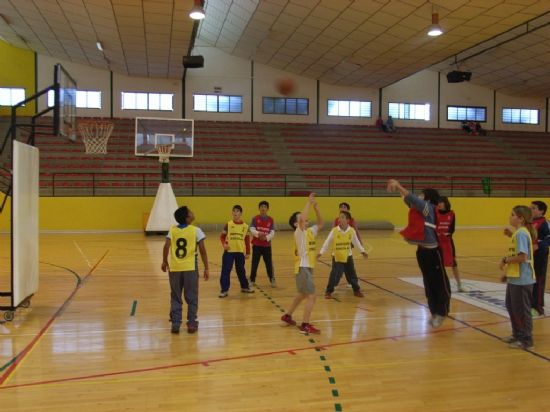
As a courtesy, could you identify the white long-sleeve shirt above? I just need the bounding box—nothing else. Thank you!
[319,225,365,256]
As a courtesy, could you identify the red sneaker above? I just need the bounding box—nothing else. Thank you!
[353,290,364,297]
[325,293,332,299]
[281,314,296,326]
[299,323,321,334]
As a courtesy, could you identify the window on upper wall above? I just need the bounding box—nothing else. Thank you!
[263,97,308,115]
[502,108,539,125]
[121,92,173,111]
[327,100,372,117]
[447,105,486,122]
[388,102,430,121]
[47,90,102,109]
[0,87,25,106]
[193,94,243,113]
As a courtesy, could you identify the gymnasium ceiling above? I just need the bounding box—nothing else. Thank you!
[1,1,550,97]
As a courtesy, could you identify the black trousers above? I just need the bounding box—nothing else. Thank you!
[250,245,274,282]
[533,249,548,313]
[325,256,361,293]
[416,246,451,316]
[506,283,533,346]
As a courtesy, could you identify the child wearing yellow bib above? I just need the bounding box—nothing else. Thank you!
[162,206,209,335]
[318,211,367,299]
[500,205,537,350]
[281,193,324,334]
[218,205,253,298]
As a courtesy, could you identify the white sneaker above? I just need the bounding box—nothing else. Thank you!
[457,284,466,293]
[270,278,277,288]
[431,315,445,328]
[218,291,228,298]
[241,288,255,293]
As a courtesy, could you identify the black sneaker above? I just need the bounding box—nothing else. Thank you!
[171,324,180,334]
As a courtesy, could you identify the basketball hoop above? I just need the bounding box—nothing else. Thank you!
[157,144,173,163]
[78,121,114,154]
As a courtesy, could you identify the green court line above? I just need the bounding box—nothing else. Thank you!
[332,389,339,397]
[0,357,17,372]
[308,338,315,343]
[335,403,342,411]
[320,355,326,361]
[324,365,331,372]
[130,300,137,316]
[329,377,336,384]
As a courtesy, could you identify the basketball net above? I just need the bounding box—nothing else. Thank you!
[156,144,173,163]
[78,121,114,154]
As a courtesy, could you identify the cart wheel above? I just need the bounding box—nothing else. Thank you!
[4,311,14,321]
[20,298,31,308]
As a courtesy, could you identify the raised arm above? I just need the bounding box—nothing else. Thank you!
[386,179,409,197]
[298,193,316,230]
[313,200,324,231]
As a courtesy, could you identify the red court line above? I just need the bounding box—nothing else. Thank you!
[0,319,509,390]
[0,250,109,386]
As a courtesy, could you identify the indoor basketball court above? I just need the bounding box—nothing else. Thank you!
[1,1,550,411]
[0,228,549,410]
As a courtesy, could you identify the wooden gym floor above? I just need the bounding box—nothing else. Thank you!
[0,229,549,411]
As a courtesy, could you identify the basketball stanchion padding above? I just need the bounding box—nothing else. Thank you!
[78,121,114,154]
[157,144,173,163]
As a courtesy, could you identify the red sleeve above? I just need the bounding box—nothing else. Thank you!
[333,217,339,227]
[245,234,250,254]
[220,223,228,246]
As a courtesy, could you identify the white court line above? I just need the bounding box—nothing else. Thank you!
[17,309,500,338]
[73,241,92,268]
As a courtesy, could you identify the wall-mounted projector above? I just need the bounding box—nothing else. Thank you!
[183,55,204,69]
[447,70,472,83]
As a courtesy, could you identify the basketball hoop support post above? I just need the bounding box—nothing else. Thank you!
[161,163,169,183]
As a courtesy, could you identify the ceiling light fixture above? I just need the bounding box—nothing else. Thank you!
[427,12,443,37]
[189,0,205,20]
[96,41,104,51]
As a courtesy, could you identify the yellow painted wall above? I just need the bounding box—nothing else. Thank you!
[1,196,549,232]
[0,40,35,116]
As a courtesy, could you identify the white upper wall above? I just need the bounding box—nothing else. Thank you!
[37,55,111,118]
[495,92,546,132]
[34,50,549,132]
[440,77,494,130]
[112,73,182,119]
[383,70,439,129]
[319,83,378,125]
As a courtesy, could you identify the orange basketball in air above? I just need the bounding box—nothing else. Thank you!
[276,78,296,96]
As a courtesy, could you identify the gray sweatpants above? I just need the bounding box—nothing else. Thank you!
[505,283,534,346]
[169,270,199,326]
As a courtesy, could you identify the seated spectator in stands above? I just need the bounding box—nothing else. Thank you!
[467,121,477,135]
[461,121,471,133]
[385,116,396,132]
[375,116,386,132]
[476,122,487,136]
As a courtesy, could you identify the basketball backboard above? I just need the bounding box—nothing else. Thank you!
[135,117,193,158]
[53,64,77,142]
